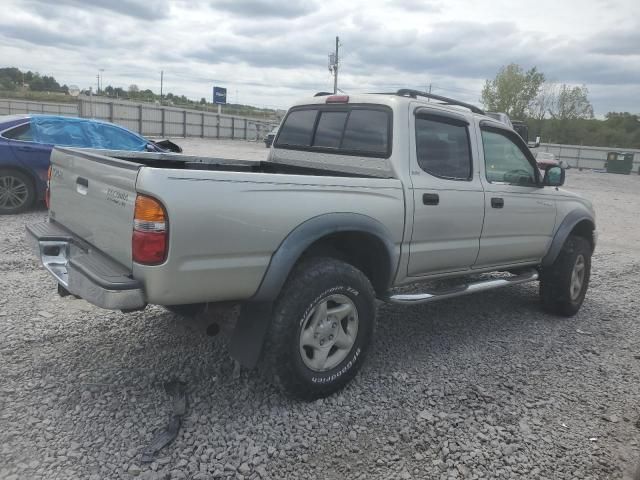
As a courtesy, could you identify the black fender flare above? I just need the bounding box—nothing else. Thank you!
[252,212,400,301]
[230,213,399,368]
[542,210,595,267]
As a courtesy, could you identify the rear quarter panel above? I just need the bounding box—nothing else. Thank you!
[134,168,405,305]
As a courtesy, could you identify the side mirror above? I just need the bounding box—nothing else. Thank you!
[543,165,565,187]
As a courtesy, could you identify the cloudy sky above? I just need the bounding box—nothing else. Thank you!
[1,0,639,116]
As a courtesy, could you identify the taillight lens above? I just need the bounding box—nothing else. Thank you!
[132,194,168,265]
[326,95,349,103]
[45,166,52,209]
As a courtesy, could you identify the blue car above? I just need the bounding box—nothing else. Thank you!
[0,115,182,214]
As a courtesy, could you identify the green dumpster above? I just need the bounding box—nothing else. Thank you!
[605,152,634,174]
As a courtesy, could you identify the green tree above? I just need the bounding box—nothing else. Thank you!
[548,84,594,120]
[481,63,545,119]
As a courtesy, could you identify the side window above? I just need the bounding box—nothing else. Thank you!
[3,123,34,142]
[276,109,318,147]
[313,111,347,148]
[481,129,536,185]
[415,116,472,180]
[341,109,388,154]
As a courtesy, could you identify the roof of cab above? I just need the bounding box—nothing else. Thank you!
[288,91,500,124]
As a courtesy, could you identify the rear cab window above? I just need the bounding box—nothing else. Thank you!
[274,104,392,158]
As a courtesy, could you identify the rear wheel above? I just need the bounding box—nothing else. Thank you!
[0,169,35,214]
[263,257,376,400]
[540,235,592,316]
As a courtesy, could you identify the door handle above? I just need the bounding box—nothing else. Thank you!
[491,197,504,208]
[423,193,439,205]
[16,146,36,152]
[76,176,88,195]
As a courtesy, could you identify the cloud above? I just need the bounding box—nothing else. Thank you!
[188,43,324,68]
[209,0,318,18]
[589,29,640,56]
[23,0,170,20]
[0,0,638,114]
[0,22,87,47]
[388,0,441,12]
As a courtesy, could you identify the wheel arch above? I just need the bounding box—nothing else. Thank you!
[252,213,400,301]
[542,210,595,268]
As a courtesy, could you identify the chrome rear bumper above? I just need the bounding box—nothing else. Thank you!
[26,221,146,311]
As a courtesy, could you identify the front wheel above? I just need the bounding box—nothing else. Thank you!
[540,235,592,316]
[263,257,376,400]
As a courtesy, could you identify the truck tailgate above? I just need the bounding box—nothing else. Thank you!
[48,147,141,268]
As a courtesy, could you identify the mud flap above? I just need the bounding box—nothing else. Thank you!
[229,302,273,369]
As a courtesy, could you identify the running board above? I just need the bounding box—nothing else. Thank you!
[385,270,539,305]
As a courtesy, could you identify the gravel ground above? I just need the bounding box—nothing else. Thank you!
[1,141,640,480]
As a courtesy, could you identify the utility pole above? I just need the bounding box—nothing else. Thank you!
[333,36,339,94]
[160,70,164,105]
[96,75,100,94]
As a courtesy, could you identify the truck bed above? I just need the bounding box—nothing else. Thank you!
[47,147,405,305]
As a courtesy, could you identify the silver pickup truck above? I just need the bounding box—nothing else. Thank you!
[27,90,596,400]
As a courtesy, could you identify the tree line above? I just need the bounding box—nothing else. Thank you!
[481,64,640,149]
[0,67,279,119]
[0,67,69,93]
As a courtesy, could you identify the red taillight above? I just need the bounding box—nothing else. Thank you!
[132,194,168,265]
[133,231,167,264]
[326,95,349,103]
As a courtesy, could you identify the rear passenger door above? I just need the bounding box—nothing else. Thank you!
[407,107,485,276]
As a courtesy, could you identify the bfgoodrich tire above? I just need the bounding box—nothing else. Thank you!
[540,235,592,316]
[263,257,376,400]
[0,169,36,215]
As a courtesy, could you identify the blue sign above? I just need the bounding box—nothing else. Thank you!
[213,86,227,105]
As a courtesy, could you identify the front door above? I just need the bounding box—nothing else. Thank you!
[475,125,557,267]
[407,107,485,276]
